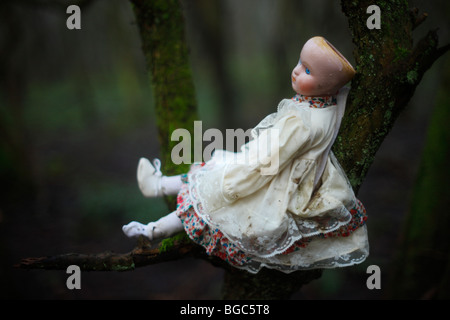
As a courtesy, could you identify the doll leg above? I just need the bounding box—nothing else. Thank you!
[137,158,183,197]
[161,175,183,195]
[122,211,183,241]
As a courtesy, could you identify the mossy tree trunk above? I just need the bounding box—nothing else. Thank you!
[131,0,200,211]
[335,0,448,193]
[18,0,449,300]
[130,0,198,178]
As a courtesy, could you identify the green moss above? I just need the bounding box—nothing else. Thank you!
[406,70,418,84]
[394,47,411,62]
[159,232,190,253]
[132,0,199,181]
[111,263,135,272]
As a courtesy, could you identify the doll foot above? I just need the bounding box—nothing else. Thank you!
[122,221,159,241]
[122,213,183,241]
[137,158,163,197]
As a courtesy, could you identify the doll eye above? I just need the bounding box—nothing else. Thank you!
[305,67,311,75]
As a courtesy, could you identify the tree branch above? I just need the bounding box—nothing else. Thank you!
[409,7,428,30]
[16,234,215,272]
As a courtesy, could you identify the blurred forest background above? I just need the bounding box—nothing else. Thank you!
[1,0,449,299]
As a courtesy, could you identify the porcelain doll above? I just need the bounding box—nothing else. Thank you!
[123,36,369,273]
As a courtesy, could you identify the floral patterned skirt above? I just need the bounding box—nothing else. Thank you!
[175,164,368,267]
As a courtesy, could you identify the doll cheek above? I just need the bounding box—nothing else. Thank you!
[298,78,316,93]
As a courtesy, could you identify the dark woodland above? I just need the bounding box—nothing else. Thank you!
[1,0,449,300]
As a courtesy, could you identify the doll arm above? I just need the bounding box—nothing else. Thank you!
[221,110,312,201]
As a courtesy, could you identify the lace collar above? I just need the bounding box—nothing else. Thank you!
[292,94,337,108]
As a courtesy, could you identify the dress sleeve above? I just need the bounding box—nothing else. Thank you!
[221,108,313,201]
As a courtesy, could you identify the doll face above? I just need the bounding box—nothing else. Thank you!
[291,37,355,96]
[291,56,321,96]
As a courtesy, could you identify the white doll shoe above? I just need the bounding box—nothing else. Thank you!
[137,157,163,197]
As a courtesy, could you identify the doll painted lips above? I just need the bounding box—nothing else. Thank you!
[292,76,296,83]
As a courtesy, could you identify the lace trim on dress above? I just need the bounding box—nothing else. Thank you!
[177,170,368,273]
[240,236,369,274]
[187,162,357,259]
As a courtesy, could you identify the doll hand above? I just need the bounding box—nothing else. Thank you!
[122,221,156,240]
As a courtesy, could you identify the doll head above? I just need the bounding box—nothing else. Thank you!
[291,36,356,96]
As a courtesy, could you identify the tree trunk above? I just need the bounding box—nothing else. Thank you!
[335,0,448,193]
[131,0,200,212]
[131,0,198,177]
[222,267,322,300]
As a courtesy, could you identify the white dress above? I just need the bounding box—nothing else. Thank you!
[177,88,369,273]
